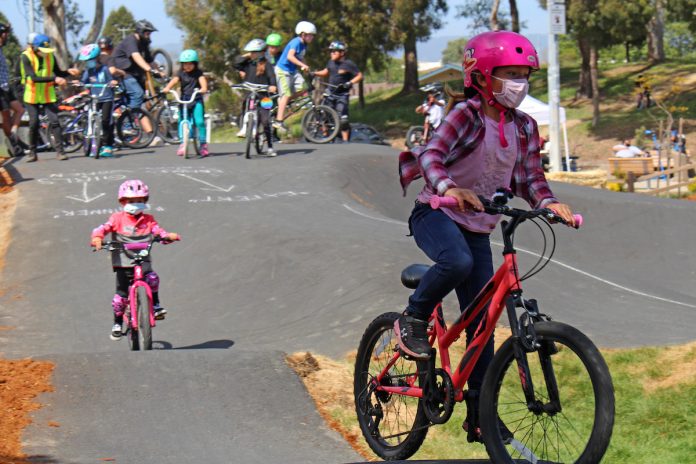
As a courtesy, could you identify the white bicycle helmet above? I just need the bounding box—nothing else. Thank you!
[295,21,317,35]
[243,38,267,52]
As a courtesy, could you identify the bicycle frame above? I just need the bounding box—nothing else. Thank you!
[375,252,521,402]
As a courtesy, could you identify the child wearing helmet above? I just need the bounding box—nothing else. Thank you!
[90,180,180,340]
[78,43,118,157]
[233,39,278,156]
[397,31,577,443]
[274,20,316,131]
[313,41,363,142]
[265,33,283,66]
[161,49,209,156]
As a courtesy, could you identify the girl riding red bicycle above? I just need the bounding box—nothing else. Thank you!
[91,180,180,340]
[397,30,577,441]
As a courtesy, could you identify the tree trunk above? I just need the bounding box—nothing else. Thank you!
[358,80,365,109]
[490,0,501,31]
[624,42,630,63]
[646,0,665,63]
[402,34,419,93]
[509,0,520,33]
[576,37,592,99]
[590,45,600,127]
[84,0,104,43]
[42,0,69,68]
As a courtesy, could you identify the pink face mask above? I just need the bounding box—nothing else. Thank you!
[492,77,529,109]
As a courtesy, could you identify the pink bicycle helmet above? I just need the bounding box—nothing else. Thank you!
[463,31,539,88]
[118,180,149,200]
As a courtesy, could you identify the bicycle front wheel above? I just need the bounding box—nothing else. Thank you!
[405,126,425,149]
[155,105,180,144]
[301,105,340,144]
[129,286,153,351]
[354,312,429,460]
[245,112,256,159]
[479,321,615,464]
[58,112,86,153]
[117,108,155,149]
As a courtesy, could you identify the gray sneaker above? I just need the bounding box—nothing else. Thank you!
[394,313,431,360]
[26,152,37,163]
[110,323,123,340]
[266,148,277,157]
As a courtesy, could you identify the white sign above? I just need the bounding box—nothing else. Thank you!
[550,3,566,35]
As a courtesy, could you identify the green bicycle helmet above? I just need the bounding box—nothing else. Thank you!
[266,33,283,47]
[179,49,199,63]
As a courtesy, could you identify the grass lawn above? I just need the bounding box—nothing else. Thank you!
[290,339,696,463]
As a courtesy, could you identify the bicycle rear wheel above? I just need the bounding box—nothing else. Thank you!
[181,120,190,159]
[301,105,340,144]
[479,321,614,464]
[354,312,429,460]
[128,286,153,351]
[117,108,155,149]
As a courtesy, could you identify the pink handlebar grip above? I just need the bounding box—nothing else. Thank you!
[573,214,583,228]
[429,196,460,209]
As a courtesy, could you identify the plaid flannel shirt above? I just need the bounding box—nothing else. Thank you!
[0,48,10,91]
[399,96,558,209]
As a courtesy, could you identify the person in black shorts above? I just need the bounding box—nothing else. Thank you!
[0,23,24,155]
[313,41,362,142]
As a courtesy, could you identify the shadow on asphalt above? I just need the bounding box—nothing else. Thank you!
[347,460,492,464]
[153,339,235,350]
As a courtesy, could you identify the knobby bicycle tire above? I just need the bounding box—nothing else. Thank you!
[151,48,173,78]
[117,108,156,149]
[479,320,615,464]
[130,286,153,351]
[354,312,430,460]
[155,105,180,144]
[301,104,340,144]
[255,122,268,155]
[58,111,85,153]
[405,126,425,149]
[182,120,191,159]
[245,112,256,159]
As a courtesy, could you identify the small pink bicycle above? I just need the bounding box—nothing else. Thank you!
[100,237,170,350]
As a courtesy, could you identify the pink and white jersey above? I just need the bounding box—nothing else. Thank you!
[91,211,169,267]
[417,115,518,233]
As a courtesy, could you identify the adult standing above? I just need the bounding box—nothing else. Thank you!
[0,23,24,155]
[111,20,161,134]
[313,41,362,142]
[19,34,79,162]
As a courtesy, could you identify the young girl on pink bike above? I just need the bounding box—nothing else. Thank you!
[91,180,180,340]
[397,31,577,441]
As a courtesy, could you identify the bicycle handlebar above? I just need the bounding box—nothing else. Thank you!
[167,89,203,104]
[429,195,583,229]
[230,82,272,94]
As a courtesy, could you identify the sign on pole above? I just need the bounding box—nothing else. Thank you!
[550,3,567,35]
[547,0,566,172]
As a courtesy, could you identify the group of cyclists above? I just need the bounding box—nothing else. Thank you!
[0,18,367,162]
[0,19,170,161]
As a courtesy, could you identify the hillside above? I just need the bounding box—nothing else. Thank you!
[353,59,696,173]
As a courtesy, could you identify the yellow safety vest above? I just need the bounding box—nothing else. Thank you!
[20,48,56,104]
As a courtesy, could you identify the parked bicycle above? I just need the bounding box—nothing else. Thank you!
[149,86,180,144]
[167,89,203,158]
[114,87,156,150]
[231,82,276,158]
[98,237,171,351]
[354,190,615,463]
[78,83,115,159]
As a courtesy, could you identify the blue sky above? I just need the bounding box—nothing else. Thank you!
[4,0,549,57]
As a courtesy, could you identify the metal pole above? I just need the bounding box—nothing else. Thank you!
[547,0,565,172]
[28,0,36,35]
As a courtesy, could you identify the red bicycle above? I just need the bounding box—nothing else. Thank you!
[354,191,615,463]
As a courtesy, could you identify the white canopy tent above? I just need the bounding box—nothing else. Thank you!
[518,95,571,169]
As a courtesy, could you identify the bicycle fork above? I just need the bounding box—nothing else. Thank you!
[506,293,562,416]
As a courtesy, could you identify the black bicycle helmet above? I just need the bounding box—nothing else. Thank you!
[328,41,347,51]
[135,19,157,34]
[0,23,11,34]
[98,36,113,49]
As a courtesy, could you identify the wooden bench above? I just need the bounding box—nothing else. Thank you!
[608,157,652,176]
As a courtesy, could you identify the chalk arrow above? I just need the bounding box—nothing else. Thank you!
[176,173,235,192]
[66,182,105,203]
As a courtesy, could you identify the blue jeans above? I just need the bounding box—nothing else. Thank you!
[122,76,144,109]
[407,201,495,390]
